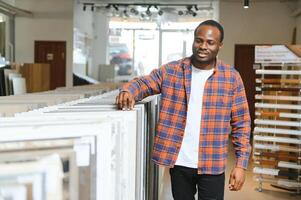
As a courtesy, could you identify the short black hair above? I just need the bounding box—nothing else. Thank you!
[194,20,224,42]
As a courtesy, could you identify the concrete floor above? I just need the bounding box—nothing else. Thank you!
[224,144,300,200]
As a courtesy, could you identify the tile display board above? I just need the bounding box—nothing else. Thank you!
[253,59,301,194]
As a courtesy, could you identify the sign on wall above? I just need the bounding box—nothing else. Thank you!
[255,45,301,63]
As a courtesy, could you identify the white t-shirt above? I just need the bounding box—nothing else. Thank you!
[175,66,214,168]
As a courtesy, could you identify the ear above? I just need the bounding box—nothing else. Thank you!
[219,42,223,50]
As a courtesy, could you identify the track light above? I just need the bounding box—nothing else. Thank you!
[140,13,145,19]
[130,8,136,13]
[130,8,139,15]
[83,3,95,12]
[146,5,152,16]
[244,0,249,9]
[187,5,194,15]
[123,10,129,18]
[113,4,119,11]
[100,3,203,19]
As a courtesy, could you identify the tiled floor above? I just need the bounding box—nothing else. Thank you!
[224,144,300,200]
[158,143,300,200]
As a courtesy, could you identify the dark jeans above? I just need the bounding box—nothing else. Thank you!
[169,165,225,200]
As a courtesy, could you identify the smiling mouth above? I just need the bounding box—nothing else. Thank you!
[197,52,209,57]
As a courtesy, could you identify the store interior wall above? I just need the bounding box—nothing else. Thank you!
[90,12,109,81]
[297,0,301,44]
[73,1,93,76]
[14,0,74,87]
[76,0,300,79]
[3,0,300,87]
[219,0,297,66]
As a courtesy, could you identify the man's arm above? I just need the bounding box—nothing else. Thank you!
[229,71,251,191]
[116,66,163,110]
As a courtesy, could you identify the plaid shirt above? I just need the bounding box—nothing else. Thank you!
[121,57,251,174]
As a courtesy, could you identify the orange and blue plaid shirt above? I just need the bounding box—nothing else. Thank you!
[121,57,251,174]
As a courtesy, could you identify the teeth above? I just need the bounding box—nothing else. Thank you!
[198,53,207,56]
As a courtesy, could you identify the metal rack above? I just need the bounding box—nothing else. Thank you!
[253,62,301,194]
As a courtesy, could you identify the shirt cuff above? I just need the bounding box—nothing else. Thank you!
[236,157,249,170]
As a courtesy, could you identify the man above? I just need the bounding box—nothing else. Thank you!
[116,20,251,200]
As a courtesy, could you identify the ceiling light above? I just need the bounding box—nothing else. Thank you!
[158,10,163,16]
[113,4,119,11]
[178,10,184,16]
[130,8,136,13]
[123,10,129,17]
[146,5,152,16]
[244,0,249,9]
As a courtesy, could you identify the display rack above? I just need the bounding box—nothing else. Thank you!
[253,62,301,194]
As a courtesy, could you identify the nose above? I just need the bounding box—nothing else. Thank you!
[199,42,207,49]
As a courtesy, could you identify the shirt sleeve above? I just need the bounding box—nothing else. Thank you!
[230,71,252,170]
[120,66,164,101]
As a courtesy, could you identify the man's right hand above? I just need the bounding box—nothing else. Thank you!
[115,91,135,110]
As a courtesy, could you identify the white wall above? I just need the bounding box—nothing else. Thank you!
[73,2,109,80]
[15,0,73,87]
[91,11,109,80]
[73,1,94,76]
[219,1,296,66]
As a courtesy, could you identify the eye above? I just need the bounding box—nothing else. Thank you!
[207,40,216,45]
[195,38,201,43]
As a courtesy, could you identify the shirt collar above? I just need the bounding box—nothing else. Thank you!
[182,57,222,74]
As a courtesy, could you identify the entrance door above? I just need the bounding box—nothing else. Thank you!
[34,41,66,90]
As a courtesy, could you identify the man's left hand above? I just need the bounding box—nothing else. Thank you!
[228,167,246,191]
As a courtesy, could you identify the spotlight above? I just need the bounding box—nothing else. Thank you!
[105,4,111,9]
[123,10,129,17]
[192,12,197,17]
[91,5,94,11]
[158,10,163,16]
[130,8,136,13]
[130,8,139,15]
[187,5,193,14]
[194,5,199,11]
[244,0,249,9]
[178,10,184,15]
[83,4,86,11]
[146,6,152,16]
[113,4,119,11]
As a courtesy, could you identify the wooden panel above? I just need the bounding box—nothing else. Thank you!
[20,63,50,93]
[35,41,66,90]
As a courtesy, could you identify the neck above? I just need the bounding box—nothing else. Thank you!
[191,57,216,70]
